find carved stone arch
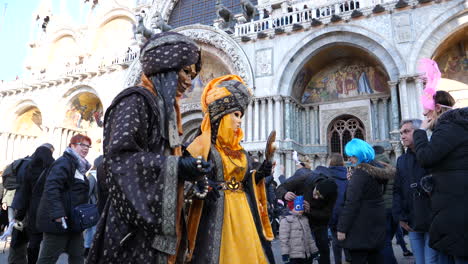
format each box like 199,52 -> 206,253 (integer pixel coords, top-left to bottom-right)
124,25 -> 255,90
47,28 -> 79,45
149,0 -> 178,22
276,25 -> 405,97
7,99 -> 44,136
407,3 -> 468,74
95,8 -> 137,29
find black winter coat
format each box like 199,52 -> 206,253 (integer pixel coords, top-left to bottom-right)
276,166 -> 337,228
36,151 -> 89,233
393,149 -> 430,232
337,162 -> 394,250
413,107 -> 468,257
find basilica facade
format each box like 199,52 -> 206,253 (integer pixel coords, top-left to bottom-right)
0,0 -> 466,178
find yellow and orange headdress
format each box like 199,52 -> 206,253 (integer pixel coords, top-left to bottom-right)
187,74 -> 252,160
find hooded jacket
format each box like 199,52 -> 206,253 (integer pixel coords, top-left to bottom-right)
279,213 -> 319,259
413,107 -> 468,257
337,161 -> 394,250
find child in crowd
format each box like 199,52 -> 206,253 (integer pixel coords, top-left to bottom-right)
280,197 -> 319,264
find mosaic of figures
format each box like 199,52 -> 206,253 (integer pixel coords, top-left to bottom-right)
64,93 -> 103,130
182,53 -> 230,104
299,59 -> 389,104
436,40 -> 468,85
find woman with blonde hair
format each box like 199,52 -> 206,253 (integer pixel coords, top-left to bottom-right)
186,75 -> 275,264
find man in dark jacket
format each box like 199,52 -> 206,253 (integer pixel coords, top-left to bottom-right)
36,134 -> 92,264
276,165 -> 338,264
393,119 -> 438,264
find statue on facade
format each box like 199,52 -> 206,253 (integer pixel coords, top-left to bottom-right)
240,0 -> 256,22
215,0 -> 235,30
134,14 -> 153,46
151,11 -> 173,33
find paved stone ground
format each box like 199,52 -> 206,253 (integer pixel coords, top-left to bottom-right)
1,236 -> 415,263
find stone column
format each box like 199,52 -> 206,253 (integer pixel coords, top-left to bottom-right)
267,97 -> 274,137
285,151 -> 293,178
314,106 -> 320,144
306,106 -> 312,144
284,98 -> 291,140
382,97 -> 390,140
399,77 -> 409,120
254,98 -> 260,141
318,153 -> 328,166
389,81 -> 400,140
247,102 -> 253,142
301,108 -> 306,144
391,141 -> 403,159
294,103 -> 299,141
260,99 -> 267,141
274,96 -> 282,140
415,76 -> 424,119
371,98 -> 380,141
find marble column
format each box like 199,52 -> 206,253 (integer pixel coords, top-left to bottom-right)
391,141 -> 403,159
260,99 -> 267,141
306,106 -> 312,145
318,153 -> 328,166
371,98 -> 379,141
399,77 -> 409,120
267,97 -> 274,137
294,103 -> 299,142
246,102 -> 253,142
255,99 -> 261,141
285,151 -> 293,177
274,96 -> 282,140
284,98 -> 291,140
314,106 -> 320,144
382,97 -> 390,140
301,108 -> 306,144
389,81 -> 400,140
415,76 -> 424,119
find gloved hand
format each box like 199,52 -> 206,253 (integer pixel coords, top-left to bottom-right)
178,156 -> 212,182
255,160 -> 273,182
205,178 -> 221,203
282,254 -> 290,263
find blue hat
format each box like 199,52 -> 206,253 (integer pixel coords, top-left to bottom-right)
345,138 -> 375,164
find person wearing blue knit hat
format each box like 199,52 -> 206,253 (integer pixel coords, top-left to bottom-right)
337,138 -> 395,264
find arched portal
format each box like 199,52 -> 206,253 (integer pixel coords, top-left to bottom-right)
13,106 -> 43,136
62,92 -> 104,160
433,26 -> 468,107
328,115 -> 365,156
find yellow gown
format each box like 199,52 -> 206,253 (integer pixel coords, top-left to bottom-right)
218,145 -> 268,264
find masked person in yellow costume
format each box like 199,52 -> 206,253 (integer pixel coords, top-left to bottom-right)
186,75 -> 276,264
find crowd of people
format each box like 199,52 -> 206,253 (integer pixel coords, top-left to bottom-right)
0,32 -> 466,264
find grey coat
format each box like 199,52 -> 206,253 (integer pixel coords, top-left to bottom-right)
279,214 -> 318,259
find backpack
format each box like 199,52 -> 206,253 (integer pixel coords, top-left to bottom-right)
2,157 -> 31,190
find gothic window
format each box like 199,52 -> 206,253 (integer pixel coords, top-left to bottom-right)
168,0 -> 258,28
328,115 -> 365,157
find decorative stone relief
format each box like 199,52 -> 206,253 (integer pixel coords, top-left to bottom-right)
180,103 -> 202,114
255,48 -> 273,77
320,106 -> 371,145
176,26 -> 254,87
392,12 -> 413,43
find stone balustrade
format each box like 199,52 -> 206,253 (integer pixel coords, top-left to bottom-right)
0,50 -> 140,94
235,0 -> 400,36
0,132 -> 39,170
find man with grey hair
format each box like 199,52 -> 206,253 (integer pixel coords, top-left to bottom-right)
393,119 -> 439,264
